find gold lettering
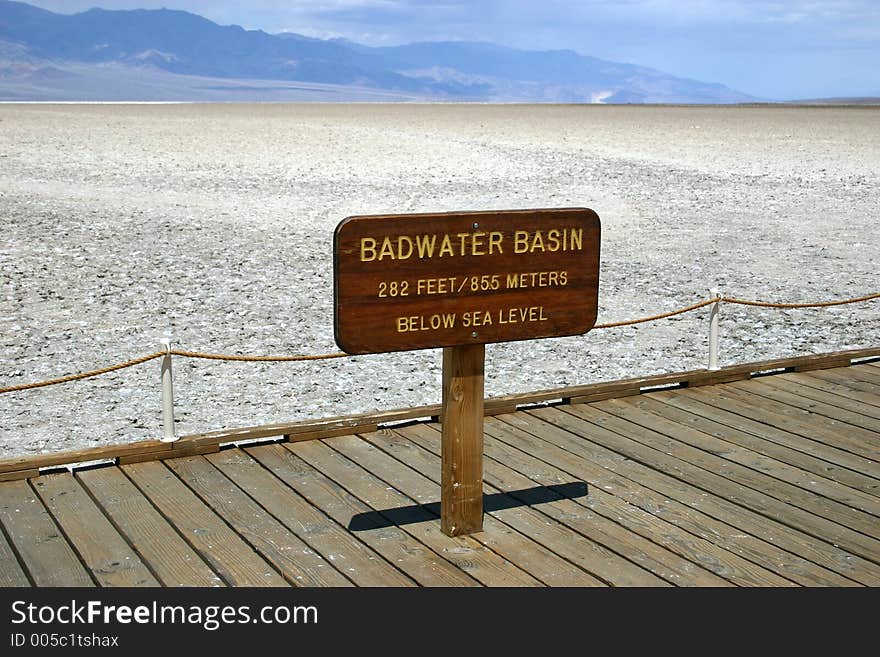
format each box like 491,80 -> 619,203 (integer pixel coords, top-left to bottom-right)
471,231 -> 486,256
489,231 -> 504,254
378,237 -> 395,260
360,237 -> 377,262
415,234 -> 436,258
530,231 -> 545,253
498,306 -> 548,324
397,236 -> 413,260
547,229 -> 561,252
463,311 -> 493,327
506,273 -> 519,289
438,235 -> 454,257
569,228 -> 583,251
396,313 -> 456,332
514,230 -> 529,253
560,270 -> 568,285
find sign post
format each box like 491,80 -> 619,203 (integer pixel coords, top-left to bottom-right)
334,208 -> 600,536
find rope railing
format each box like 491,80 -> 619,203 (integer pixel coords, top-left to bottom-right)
1,291 -> 876,400
169,349 -> 350,363
593,297 -> 719,329
721,291 -> 880,309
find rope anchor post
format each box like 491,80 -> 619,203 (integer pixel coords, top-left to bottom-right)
708,289 -> 721,371
159,336 -> 177,443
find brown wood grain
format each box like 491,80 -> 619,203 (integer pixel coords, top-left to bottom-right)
334,208 -> 600,353
441,344 -> 485,536
0,480 -> 94,586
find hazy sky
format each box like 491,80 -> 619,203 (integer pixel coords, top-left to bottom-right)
22,1 -> 880,100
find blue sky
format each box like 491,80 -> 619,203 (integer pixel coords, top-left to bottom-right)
22,1 -> 880,100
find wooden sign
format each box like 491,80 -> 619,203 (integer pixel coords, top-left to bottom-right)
334,208 -> 601,354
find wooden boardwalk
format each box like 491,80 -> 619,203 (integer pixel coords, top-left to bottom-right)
1,353 -> 878,587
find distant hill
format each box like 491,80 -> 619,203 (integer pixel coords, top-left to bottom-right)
0,0 -> 757,103
784,97 -> 880,106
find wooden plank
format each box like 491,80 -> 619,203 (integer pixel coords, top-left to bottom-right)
122,460 -> 288,587
164,455 -> 353,587
728,378 -> 880,432
483,414 -> 854,586
0,440 -> 166,475
653,388 -> 880,483
441,344 -> 485,536
620,393 -> 880,500
246,442 -> 483,586
0,469 -> 38,482
390,423 -> 745,586
558,403 -> 880,565
847,365 -> 880,384
807,368 -> 880,396
117,443 -> 219,465
782,371 -> 880,411
691,385 -> 880,463
505,408 -> 879,585
0,514 -> 31,586
0,480 -> 93,586
206,448 -> 416,587
31,473 -> 159,586
285,424 -> 378,443
76,467 -> 224,587
280,440 -> 539,586
181,408 -> 442,447
594,397 -> 880,529
321,434 -> 607,586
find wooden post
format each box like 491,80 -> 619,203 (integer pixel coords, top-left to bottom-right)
440,343 -> 485,536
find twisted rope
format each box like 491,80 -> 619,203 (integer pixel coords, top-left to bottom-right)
593,297 -> 719,329
721,291 -> 880,309
170,349 -> 349,362
2,290 -> 876,394
0,352 -> 165,394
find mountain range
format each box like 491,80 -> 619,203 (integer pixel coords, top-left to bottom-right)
0,0 -> 758,103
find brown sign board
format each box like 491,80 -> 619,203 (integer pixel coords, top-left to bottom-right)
333,208 -> 600,354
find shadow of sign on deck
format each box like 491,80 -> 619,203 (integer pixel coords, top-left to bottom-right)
347,481 -> 588,531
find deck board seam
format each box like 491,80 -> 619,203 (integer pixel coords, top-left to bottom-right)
481,415 -> 853,586
406,423 -> 734,587
552,405 -> 880,567
500,410 -> 871,585
360,429 -> 630,587
72,470 -> 171,588
116,462 -> 235,587
308,437 -> 557,586
274,440 -> 492,586
590,400 -> 880,526
725,379 -> 880,432
627,393 -> 880,500
211,446 -> 419,587
662,389 -> 880,478
126,455 -> 290,587
162,455 -> 348,587
0,501 -> 36,587
26,477 -> 100,587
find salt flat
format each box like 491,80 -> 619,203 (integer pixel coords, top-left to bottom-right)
1,103 -> 877,457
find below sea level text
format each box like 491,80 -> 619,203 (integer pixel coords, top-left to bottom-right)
397,306 -> 548,333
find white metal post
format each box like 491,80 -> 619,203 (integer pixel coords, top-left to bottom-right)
160,336 -> 177,442
708,289 -> 720,371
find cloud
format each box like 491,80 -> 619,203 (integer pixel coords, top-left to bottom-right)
19,0 -> 880,98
